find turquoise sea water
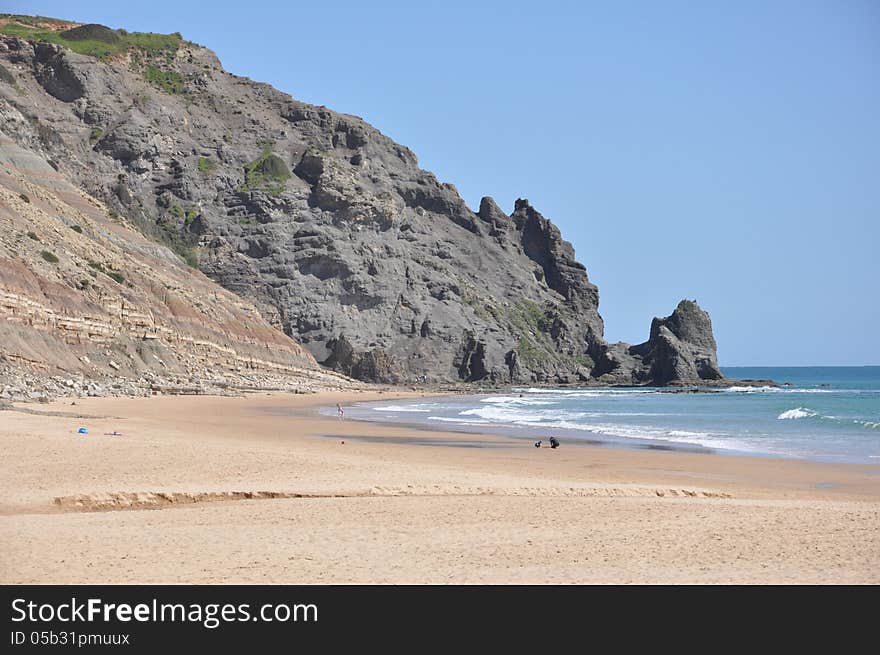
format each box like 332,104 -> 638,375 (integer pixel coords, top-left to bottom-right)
340,367 -> 880,463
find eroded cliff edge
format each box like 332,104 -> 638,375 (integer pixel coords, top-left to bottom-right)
0,130 -> 358,398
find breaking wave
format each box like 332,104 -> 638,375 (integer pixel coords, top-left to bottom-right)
775,408 -> 880,430
778,407 -> 817,420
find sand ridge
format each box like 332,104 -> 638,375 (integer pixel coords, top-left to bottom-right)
52,484 -> 731,513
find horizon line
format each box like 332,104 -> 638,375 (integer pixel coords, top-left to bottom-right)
721,364 -> 880,368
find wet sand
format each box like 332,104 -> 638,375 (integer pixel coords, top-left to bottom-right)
1,391 -> 878,583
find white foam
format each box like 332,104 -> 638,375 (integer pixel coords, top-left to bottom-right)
777,407 -> 817,420
460,406 -> 558,423
727,386 -> 780,393
479,396 -> 554,406
427,416 -> 491,425
667,429 -> 713,438
514,387 -> 657,396
726,386 -> 848,394
372,405 -> 431,413
559,422 -> 758,454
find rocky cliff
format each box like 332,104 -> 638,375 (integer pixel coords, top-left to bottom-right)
0,127 -> 357,399
0,15 -> 728,386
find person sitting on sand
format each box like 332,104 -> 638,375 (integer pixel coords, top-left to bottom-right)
549,436 -> 560,449
534,440 -> 542,448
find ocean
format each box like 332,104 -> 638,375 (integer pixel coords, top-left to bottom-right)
338,367 -> 880,463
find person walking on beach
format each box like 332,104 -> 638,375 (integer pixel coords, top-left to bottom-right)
337,403 -> 345,421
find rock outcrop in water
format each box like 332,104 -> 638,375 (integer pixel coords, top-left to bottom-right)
591,301 -> 724,385
641,300 -> 724,384
0,15 -> 728,386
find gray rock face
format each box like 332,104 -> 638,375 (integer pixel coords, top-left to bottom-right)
31,42 -> 94,103
643,300 -> 724,384
593,300 -> 724,385
0,21 -> 727,385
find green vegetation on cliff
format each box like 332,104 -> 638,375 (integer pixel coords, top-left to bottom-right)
0,17 -> 183,60
143,65 -> 186,95
241,145 -> 291,196
197,157 -> 216,174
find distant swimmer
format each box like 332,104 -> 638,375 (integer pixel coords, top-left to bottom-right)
549,436 -> 560,449
336,403 -> 345,420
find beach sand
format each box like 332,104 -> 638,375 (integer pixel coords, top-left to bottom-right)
1,391 -> 878,584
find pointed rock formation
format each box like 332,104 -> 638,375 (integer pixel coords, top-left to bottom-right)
593,300 -> 724,385
642,300 -> 724,384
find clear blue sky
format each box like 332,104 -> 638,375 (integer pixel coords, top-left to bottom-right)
8,1 -> 878,365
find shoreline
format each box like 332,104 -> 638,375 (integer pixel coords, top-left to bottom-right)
330,390 -> 880,466
1,390 -> 878,583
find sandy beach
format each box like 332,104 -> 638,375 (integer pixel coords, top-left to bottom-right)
1,390 -> 878,584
